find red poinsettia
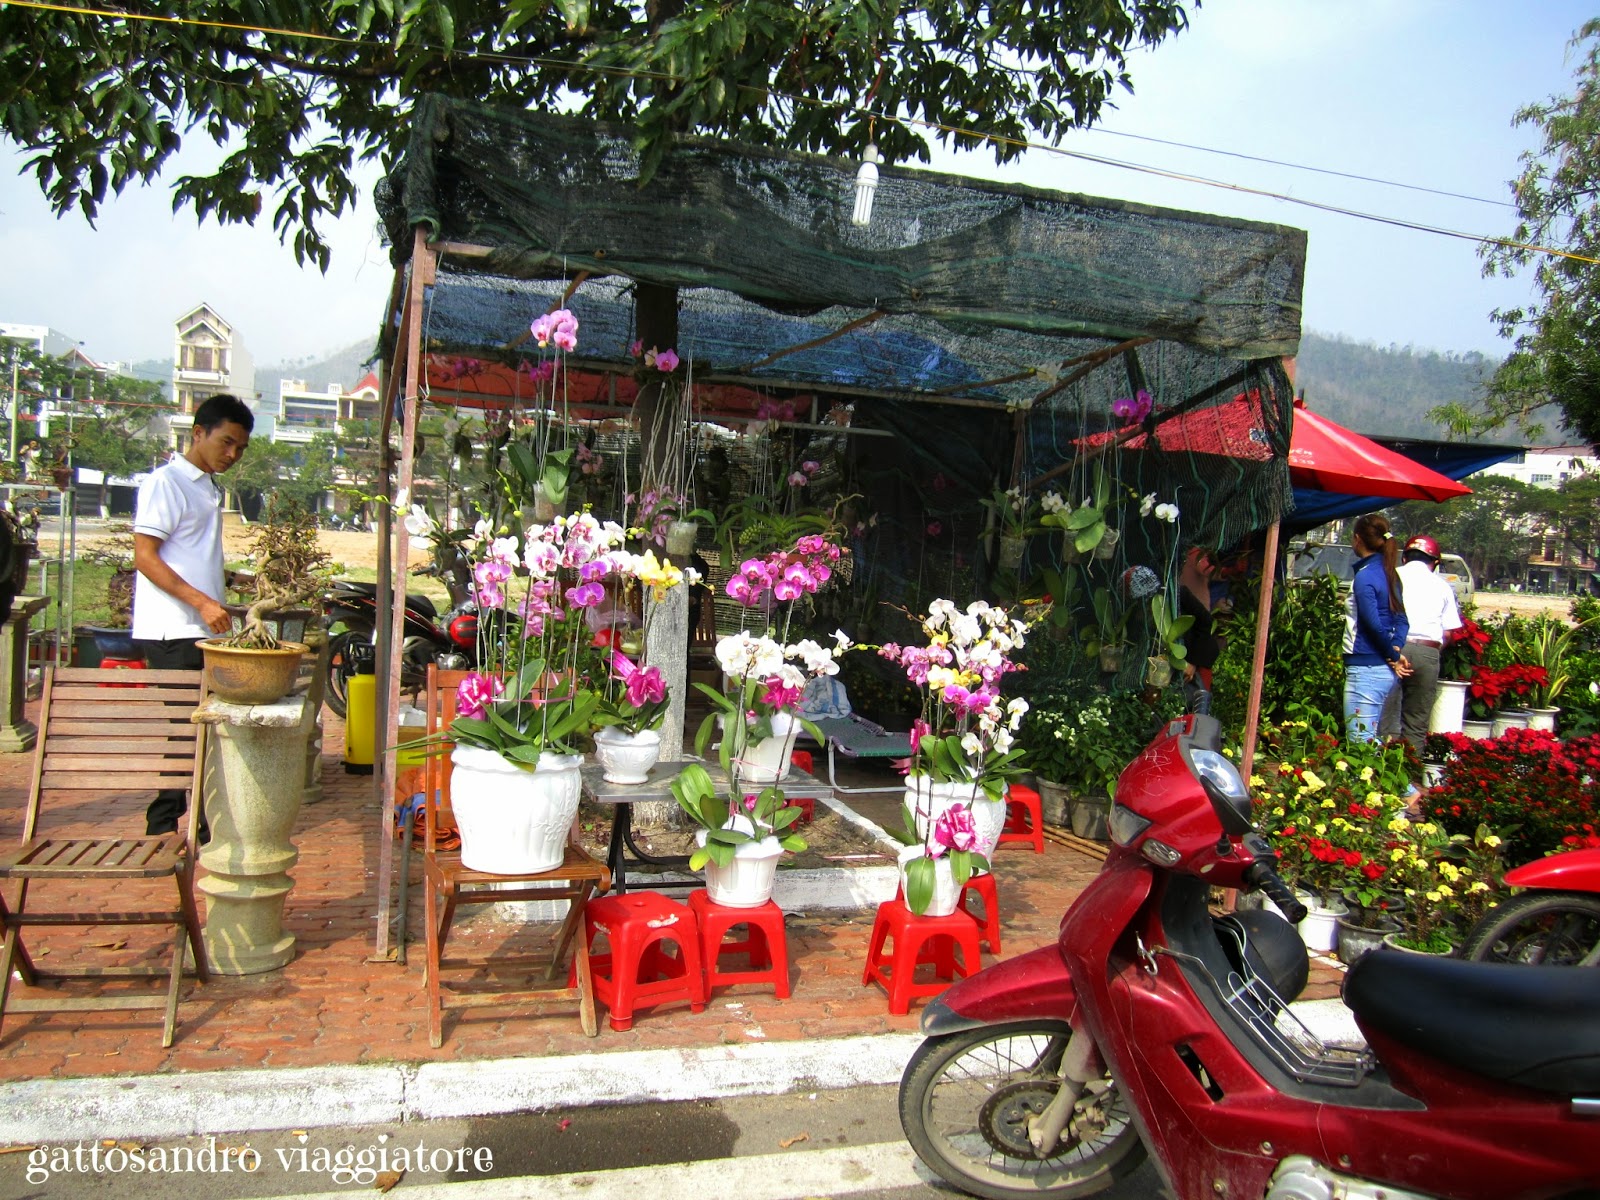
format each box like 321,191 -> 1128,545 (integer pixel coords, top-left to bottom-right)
1441,617 -> 1491,682
1467,663 -> 1548,720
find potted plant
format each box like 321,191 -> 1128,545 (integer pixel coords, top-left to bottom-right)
1431,617 -> 1489,734
591,651 -> 671,783
1502,613 -> 1599,730
1083,586 -> 1132,674
75,531 -> 139,666
201,504 -> 331,704
1466,662 -> 1547,738
426,511 -> 689,874
1039,468 -> 1113,558
980,486 -> 1037,572
872,598 -> 1031,912
1147,592 -> 1194,689
670,764 -> 808,907
1383,817 -> 1464,956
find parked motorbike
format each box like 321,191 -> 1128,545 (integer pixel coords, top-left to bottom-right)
898,713 -> 1600,1200
1462,846 -> 1600,966
323,556 -> 477,718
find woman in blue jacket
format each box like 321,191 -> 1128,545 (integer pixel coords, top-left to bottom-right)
1344,513 -> 1412,742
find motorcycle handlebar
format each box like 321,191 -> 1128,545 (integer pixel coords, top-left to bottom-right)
1244,860 -> 1308,925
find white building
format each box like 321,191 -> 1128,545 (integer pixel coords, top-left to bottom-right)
1475,445 -> 1599,489
168,304 -> 255,448
0,323 -> 79,358
273,371 -> 381,444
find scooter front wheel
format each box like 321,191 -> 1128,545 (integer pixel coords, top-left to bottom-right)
1462,891 -> 1600,966
899,1021 -> 1146,1200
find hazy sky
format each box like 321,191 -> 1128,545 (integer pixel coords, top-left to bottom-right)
0,0 -> 1592,372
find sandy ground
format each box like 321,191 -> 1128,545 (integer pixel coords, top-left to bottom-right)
1469,590 -> 1581,621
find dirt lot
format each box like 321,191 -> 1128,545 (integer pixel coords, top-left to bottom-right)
1470,590 -> 1581,621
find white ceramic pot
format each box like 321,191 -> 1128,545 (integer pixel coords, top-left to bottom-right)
1492,709 -> 1531,738
1298,895 -> 1349,954
735,711 -> 799,786
1421,760 -> 1447,789
1461,718 -> 1495,740
592,726 -> 663,784
896,844 -> 962,917
907,776 -> 1006,860
696,825 -> 784,907
1428,679 -> 1468,734
1525,706 -> 1560,733
449,745 -> 583,875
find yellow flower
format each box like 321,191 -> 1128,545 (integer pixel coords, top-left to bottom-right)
1416,822 -> 1439,836
1387,817 -> 1412,834
1484,834 -> 1502,848
1359,766 -> 1374,783
1249,775 -> 1265,788
1278,763 -> 1294,775
1320,797 -> 1336,809
1425,889 -> 1443,903
1390,848 -> 1407,862
1313,823 -> 1327,836
1301,770 -> 1325,792
1436,885 -> 1453,899
1366,791 -> 1383,807
632,550 -> 683,600
1334,760 -> 1349,772
1439,862 -> 1461,882
1469,881 -> 1490,894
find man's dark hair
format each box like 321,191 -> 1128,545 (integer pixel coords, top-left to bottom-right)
192,393 -> 255,434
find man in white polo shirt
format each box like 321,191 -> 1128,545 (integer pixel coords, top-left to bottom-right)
132,393 -> 253,834
1380,533 -> 1463,759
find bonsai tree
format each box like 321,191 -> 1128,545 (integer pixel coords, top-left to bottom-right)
223,502 -> 333,650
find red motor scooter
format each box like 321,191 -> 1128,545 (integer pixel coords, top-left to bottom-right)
1462,846 -> 1600,966
898,713 -> 1600,1200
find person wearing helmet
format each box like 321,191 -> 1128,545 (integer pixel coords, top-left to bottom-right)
1380,534 -> 1463,763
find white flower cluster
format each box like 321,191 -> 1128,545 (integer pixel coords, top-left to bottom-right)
1040,490 -> 1067,515
1138,493 -> 1180,523
714,631 -> 839,685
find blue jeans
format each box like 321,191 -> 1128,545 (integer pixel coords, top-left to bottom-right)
1345,663 -> 1397,743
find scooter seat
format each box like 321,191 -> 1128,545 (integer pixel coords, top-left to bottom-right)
332,580 -> 438,619
1343,950 -> 1600,1093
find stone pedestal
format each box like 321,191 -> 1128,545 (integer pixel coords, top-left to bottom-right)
0,596 -> 50,753
193,693 -> 313,974
641,581 -> 688,828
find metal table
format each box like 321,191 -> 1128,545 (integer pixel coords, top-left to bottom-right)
581,758 -> 833,893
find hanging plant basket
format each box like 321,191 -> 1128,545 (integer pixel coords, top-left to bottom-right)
200,640 -> 310,705
1145,656 -> 1173,688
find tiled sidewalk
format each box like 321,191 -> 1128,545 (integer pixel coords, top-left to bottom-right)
0,700 -> 1343,1083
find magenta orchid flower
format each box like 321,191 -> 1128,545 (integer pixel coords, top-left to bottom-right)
565,581 -> 607,609
455,672 -> 504,720
611,652 -> 667,707
760,677 -> 802,710
932,806 -> 978,854
655,348 -> 680,372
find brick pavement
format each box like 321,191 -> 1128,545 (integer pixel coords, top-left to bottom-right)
0,699 -> 1343,1082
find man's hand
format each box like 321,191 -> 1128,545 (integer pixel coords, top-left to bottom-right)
198,598 -> 232,634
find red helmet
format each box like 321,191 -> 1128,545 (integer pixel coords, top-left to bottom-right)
1405,535 -> 1440,560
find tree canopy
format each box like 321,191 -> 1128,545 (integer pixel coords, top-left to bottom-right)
0,0 -> 1191,269
1434,19 -> 1600,449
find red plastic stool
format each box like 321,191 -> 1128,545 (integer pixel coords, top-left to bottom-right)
688,890 -> 790,998
575,891 -> 707,1031
999,784 -> 1046,854
959,871 -> 1002,955
786,795 -> 816,824
862,896 -> 985,1015
790,749 -> 814,775
98,657 -> 148,688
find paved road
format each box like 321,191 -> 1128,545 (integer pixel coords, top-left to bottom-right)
0,1084 -> 1173,1200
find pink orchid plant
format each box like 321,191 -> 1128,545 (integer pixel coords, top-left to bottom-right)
594,651 -> 671,736
877,599 -> 1031,912
440,513 -> 688,762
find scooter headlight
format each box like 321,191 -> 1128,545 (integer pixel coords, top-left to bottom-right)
1108,802 -> 1153,847
1190,748 -> 1253,834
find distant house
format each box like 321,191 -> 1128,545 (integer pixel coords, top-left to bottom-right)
1476,446 -> 1599,490
168,304 -> 255,449
273,371 -> 381,445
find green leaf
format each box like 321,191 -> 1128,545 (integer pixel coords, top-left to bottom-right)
552,0 -> 590,32
689,848 -> 711,871
904,855 -> 935,916
780,834 -> 807,852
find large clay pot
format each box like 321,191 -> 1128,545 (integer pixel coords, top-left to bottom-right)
1070,791 -> 1111,840
592,726 -> 662,784
1428,679 -> 1468,734
896,845 -> 962,917
907,775 -> 1006,860
199,640 -> 309,704
1337,913 -> 1401,966
1381,931 -> 1455,957
1035,779 -> 1071,826
449,745 -> 582,874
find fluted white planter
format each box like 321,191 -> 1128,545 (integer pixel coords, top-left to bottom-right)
1492,709 -> 1531,738
449,745 -> 582,874
897,845 -> 962,917
592,726 -> 663,784
1462,718 -> 1495,740
696,824 -> 784,907
1428,679 -> 1469,734
1525,706 -> 1560,733
907,775 -> 1006,860
734,711 -> 799,785
1298,896 -> 1348,954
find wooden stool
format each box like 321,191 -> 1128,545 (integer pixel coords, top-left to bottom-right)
862,896 -> 984,1015
999,784 -> 1046,853
577,891 -> 706,1031
959,871 -> 1002,955
688,890 -> 790,998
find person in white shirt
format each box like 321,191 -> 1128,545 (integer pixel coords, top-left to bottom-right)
1379,534 -> 1462,758
132,393 -> 253,834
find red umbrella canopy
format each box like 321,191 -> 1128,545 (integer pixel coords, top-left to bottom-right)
1286,402 -> 1471,502
1077,393 -> 1470,502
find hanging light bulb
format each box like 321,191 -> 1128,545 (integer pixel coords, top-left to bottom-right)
852,143 -> 881,227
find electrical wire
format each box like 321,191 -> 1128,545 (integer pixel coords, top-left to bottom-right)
3,0 -> 1589,265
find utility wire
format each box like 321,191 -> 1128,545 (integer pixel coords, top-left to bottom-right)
4,0 -> 1586,265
